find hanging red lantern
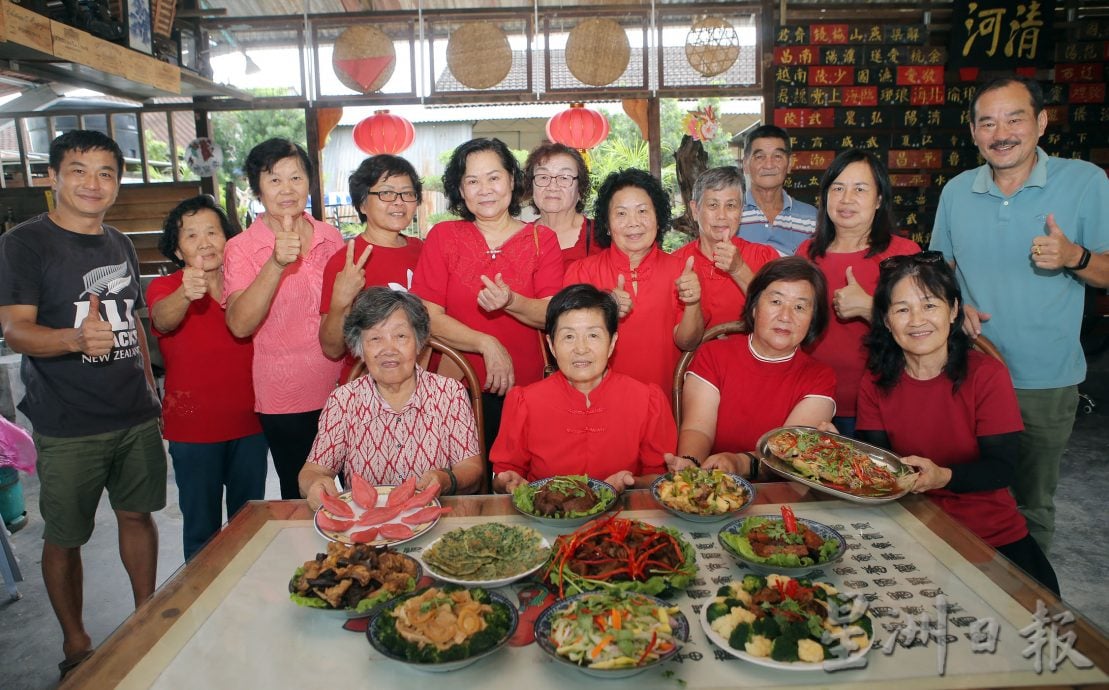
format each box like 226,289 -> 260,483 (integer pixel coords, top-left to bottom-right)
546,103 -> 610,151
352,110 -> 415,155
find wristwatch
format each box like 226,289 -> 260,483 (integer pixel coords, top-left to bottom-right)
1067,245 -> 1092,272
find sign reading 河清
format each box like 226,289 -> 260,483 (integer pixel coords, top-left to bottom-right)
949,0 -> 1054,67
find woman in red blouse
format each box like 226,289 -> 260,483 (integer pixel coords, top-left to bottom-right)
667,257 -> 836,479
798,149 -> 920,436
522,142 -> 595,265
411,138 -> 564,450
491,284 -> 674,494
564,168 -> 704,400
857,254 -> 1058,594
146,196 -> 267,560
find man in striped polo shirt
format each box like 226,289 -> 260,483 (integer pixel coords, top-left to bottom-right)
737,124 -> 818,256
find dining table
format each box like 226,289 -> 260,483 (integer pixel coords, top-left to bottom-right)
60,482 -> 1109,689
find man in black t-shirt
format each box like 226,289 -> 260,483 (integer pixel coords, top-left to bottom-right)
0,130 -> 165,678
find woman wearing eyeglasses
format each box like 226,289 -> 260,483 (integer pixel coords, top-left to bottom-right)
319,155 -> 424,383
522,142 -> 595,266
411,138 -> 564,452
858,254 -> 1059,594
798,149 -> 919,437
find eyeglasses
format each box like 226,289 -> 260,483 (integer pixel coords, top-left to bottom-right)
878,250 -> 945,271
532,173 -> 578,188
366,190 -> 418,203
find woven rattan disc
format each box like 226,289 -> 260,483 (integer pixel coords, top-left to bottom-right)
685,17 -> 740,77
332,25 -> 396,93
447,22 -> 512,89
566,18 -> 630,86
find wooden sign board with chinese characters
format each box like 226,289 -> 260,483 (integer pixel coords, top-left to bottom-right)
948,0 -> 1054,67
2,0 -> 53,53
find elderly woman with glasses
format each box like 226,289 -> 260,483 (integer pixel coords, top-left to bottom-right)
857,253 -> 1059,594
319,154 -> 423,383
797,149 -> 919,437
564,168 -> 704,399
411,138 -> 564,450
523,142 -> 595,265
666,257 -> 836,480
299,287 -> 484,510
671,166 -> 779,328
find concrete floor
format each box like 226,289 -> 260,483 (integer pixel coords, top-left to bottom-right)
1,353 -> 1107,690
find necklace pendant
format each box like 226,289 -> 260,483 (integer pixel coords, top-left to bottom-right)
486,247 -> 503,259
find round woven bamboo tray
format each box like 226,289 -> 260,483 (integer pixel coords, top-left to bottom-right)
685,17 -> 740,77
332,25 -> 396,93
566,18 -> 630,86
447,22 -> 513,89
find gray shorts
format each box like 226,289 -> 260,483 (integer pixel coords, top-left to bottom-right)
35,418 -> 167,547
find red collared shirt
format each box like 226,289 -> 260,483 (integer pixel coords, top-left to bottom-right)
671,237 -> 778,328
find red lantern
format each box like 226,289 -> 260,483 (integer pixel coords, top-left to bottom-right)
352,110 -> 415,155
546,103 -> 609,151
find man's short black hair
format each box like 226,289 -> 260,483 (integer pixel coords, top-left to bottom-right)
743,124 -> 793,158
49,130 -> 124,176
969,76 -> 1045,123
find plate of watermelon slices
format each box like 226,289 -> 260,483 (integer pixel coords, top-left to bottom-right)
313,474 -> 451,548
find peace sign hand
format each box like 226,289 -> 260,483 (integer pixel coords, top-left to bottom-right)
331,239 -> 372,311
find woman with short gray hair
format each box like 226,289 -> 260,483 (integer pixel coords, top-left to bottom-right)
298,287 -> 483,508
671,166 -> 778,328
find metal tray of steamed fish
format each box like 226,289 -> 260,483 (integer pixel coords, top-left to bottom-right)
755,426 -> 917,505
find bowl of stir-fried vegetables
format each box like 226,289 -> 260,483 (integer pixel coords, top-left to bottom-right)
534,590 -> 690,677
651,468 -> 755,522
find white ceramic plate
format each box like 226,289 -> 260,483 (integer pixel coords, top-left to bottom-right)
651,471 -> 756,523
419,527 -> 550,588
312,487 -> 442,548
698,594 -> 874,671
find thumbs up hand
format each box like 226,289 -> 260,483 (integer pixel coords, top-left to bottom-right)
1031,213 -> 1078,271
675,256 -> 701,306
181,254 -> 208,302
712,239 -> 743,276
611,274 -> 633,318
272,214 -> 301,267
477,273 -> 515,312
832,265 -> 872,321
76,294 -> 114,357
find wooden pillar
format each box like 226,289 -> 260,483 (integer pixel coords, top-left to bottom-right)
304,103 -> 324,222
647,96 -> 661,180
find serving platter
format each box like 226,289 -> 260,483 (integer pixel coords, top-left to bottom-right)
533,591 -> 690,678
756,426 -> 916,505
650,470 -> 756,523
312,487 -> 442,548
511,476 -> 618,528
717,515 -> 847,576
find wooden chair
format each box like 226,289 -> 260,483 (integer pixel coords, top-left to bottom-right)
971,334 -> 1005,365
672,320 -> 747,429
345,336 -> 487,468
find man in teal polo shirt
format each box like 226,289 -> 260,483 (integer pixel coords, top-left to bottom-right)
930,76 -> 1109,552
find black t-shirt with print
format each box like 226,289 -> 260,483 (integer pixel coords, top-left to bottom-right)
0,213 -> 160,437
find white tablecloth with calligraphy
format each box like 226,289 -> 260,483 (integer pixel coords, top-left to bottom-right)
120,501 -> 1107,689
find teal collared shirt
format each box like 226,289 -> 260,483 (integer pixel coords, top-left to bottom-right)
930,147 -> 1109,389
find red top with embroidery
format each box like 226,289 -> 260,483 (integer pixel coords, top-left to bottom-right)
490,371 -> 673,481
319,234 -> 424,383
411,221 -> 564,388
564,245 -> 695,399
671,237 -> 778,328
305,368 -> 480,486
